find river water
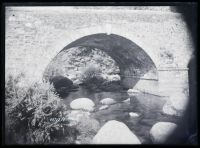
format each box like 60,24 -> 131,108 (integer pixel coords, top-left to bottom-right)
62,86 -> 181,144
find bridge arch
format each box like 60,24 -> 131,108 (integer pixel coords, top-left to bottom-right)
44,33 -> 158,89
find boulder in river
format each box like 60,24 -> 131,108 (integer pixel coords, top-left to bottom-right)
67,110 -> 100,144
76,117 -> 100,144
70,98 -> 95,112
162,101 -> 179,116
162,92 -> 188,116
49,75 -> 76,97
100,98 -> 116,105
99,105 -> 109,110
129,112 -> 139,118
92,120 -> 141,144
123,98 -> 130,103
127,89 -> 140,97
149,122 -> 178,144
67,110 -> 91,126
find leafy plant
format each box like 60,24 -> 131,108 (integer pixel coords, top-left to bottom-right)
5,73 -> 79,144
80,66 -> 106,91
80,65 -> 101,80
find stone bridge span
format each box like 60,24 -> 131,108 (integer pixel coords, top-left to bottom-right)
51,33 -> 157,88
5,6 -> 194,108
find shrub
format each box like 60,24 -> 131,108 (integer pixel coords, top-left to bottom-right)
82,76 -> 106,91
80,65 -> 101,81
80,66 -> 125,92
80,66 -> 106,91
5,74 -> 79,144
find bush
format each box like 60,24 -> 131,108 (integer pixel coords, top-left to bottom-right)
80,65 -> 101,81
5,74 -> 79,144
80,66 -> 106,91
80,66 -> 125,92
82,76 -> 106,91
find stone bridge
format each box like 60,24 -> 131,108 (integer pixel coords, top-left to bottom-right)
6,6 -> 194,104
50,33 -> 158,89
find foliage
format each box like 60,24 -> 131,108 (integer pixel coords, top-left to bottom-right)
80,66 -> 124,92
80,65 -> 102,80
5,73 -> 79,144
80,66 -> 106,91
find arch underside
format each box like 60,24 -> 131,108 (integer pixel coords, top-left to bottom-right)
60,33 -> 157,88
44,33 -> 158,89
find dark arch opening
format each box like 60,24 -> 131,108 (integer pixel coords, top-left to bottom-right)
43,33 -> 158,89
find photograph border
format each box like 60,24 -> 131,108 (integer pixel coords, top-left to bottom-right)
1,0 -> 199,146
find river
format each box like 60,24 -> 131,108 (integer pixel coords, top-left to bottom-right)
62,86 -> 181,144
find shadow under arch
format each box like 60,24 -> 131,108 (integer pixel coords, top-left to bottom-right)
46,33 -> 158,89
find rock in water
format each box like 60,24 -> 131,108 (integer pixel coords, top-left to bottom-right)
100,98 -> 116,105
49,75 -> 74,97
92,120 -> 141,144
123,98 -> 130,103
76,118 -> 100,144
106,74 -> 121,81
73,79 -> 81,85
162,92 -> 188,116
99,105 -> 109,110
70,98 -> 95,112
150,122 -> 177,144
67,110 -> 100,144
127,89 -> 140,97
129,112 -> 139,118
67,110 -> 91,126
50,75 -> 73,89
162,101 -> 179,116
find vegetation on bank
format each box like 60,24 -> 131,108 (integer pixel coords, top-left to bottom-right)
80,65 -> 124,92
5,73 -> 79,144
5,68 -> 123,144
